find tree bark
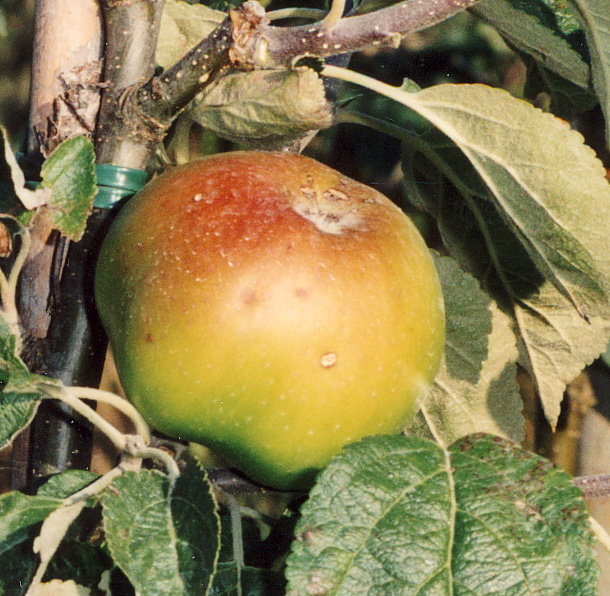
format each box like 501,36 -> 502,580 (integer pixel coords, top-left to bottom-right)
13,0 -> 104,492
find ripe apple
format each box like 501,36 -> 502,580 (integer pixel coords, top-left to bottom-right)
94,151 -> 445,490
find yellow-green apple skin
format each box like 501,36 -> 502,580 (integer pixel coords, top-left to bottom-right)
94,151 -> 445,490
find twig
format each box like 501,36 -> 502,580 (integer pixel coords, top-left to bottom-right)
574,474 -> 610,499
95,0 -> 165,168
103,0 -> 483,157
135,15 -> 234,132
258,0 -> 483,68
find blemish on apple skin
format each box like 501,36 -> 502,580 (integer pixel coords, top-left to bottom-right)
320,352 -> 337,368
300,186 -> 317,200
242,290 -> 259,306
323,189 -> 348,202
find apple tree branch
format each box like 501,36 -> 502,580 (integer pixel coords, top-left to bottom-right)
106,0 -> 483,168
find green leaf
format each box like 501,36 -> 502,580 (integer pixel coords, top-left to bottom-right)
473,0 -> 590,88
406,254 -> 524,444
0,537 -> 38,596
45,539 -> 114,590
286,435 -> 453,595
538,0 -> 583,35
570,0 -> 610,147
411,84 -> 610,317
39,136 -> 95,241
490,0 -> 582,36
285,434 -> 598,596
524,66 -> 598,124
37,470 -> 99,500
101,459 -> 221,596
209,563 -> 285,596
349,0 -> 405,16
0,310 -> 47,447
0,311 -> 27,377
391,82 -> 610,427
157,0 -> 225,69
450,434 -> 598,595
0,389 -> 41,450
402,125 -> 610,428
189,67 -> 334,149
0,490 -> 63,556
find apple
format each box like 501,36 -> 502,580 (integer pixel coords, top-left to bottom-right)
94,151 -> 445,490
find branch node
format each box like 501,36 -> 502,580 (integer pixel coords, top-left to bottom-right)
229,1 -> 269,70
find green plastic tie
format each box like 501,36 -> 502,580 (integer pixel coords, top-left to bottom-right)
94,164 -> 148,209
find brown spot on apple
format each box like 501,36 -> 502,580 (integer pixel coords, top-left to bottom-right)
242,289 -> 260,306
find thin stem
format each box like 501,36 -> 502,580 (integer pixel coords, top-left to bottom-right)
9,226 -> 32,295
41,384 -> 128,453
67,386 -> 150,443
323,0 -> 347,29
63,464 -> 125,506
418,403 -> 447,448
0,224 -> 30,351
267,8 -> 326,21
322,63 -> 408,102
574,474 -> 610,499
136,446 -> 181,485
42,383 -> 180,481
216,489 -> 245,596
